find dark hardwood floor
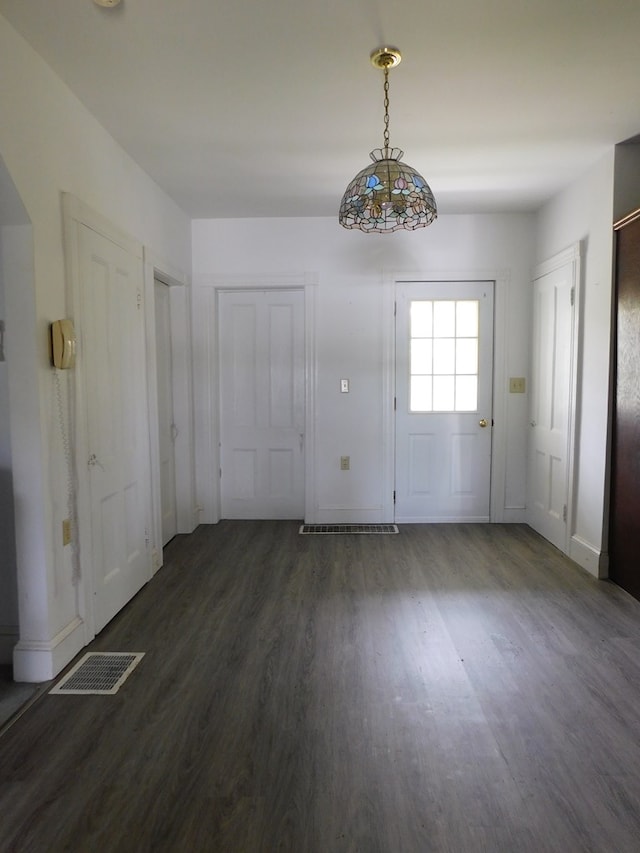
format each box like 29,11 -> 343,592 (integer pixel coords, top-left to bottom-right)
2,522 -> 640,852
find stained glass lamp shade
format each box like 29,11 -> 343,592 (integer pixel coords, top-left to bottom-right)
339,147 -> 437,232
339,48 -> 437,234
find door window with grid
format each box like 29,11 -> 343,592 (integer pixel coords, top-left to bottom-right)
410,299 -> 479,412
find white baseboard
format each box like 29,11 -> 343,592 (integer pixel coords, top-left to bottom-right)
570,535 -> 607,579
395,515 -> 490,523
500,507 -> 527,523
311,507 -> 527,525
13,616 -> 86,683
311,506 -> 386,524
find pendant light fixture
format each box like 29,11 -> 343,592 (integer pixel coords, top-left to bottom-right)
339,47 -> 437,233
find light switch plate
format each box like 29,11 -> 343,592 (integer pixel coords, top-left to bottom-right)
509,377 -> 526,393
340,379 -> 349,393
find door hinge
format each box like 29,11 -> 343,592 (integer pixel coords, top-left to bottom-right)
570,287 -> 575,307
393,490 -> 396,504
394,396 -> 397,411
137,290 -> 143,310
219,468 -> 222,478
562,505 -> 567,523
145,528 -> 150,548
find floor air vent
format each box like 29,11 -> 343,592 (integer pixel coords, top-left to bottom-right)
50,652 -> 145,695
299,524 -> 399,535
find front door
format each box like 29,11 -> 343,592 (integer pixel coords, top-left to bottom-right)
219,289 -> 305,519
395,281 -> 494,522
79,224 -> 152,633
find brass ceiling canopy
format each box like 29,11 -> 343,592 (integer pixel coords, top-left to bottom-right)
369,47 -> 402,70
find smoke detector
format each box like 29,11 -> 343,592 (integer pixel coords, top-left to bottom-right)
94,0 -> 122,7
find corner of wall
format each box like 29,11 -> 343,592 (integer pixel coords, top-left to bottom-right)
13,616 -> 85,682
569,535 -> 608,580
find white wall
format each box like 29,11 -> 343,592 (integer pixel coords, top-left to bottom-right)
0,238 -> 19,664
535,152 -> 615,575
0,14 -> 192,680
0,158 -> 32,664
192,214 -> 535,525
0,240 -> 17,665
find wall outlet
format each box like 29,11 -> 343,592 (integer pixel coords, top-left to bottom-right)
62,518 -> 72,546
340,455 -> 350,470
509,377 -> 526,393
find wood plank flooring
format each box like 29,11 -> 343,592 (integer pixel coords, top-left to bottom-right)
2,522 -> 640,852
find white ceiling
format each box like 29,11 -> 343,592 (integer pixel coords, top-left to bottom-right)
2,0 -> 640,219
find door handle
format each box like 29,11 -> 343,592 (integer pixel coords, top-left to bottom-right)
479,418 -> 488,428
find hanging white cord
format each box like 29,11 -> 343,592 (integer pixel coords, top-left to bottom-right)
54,369 -> 81,584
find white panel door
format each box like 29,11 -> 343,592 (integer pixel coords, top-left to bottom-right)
154,279 -> 177,546
395,282 -> 494,522
527,264 -> 574,550
219,289 -> 305,519
79,224 -> 151,632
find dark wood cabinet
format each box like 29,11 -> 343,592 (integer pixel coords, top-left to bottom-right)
610,210 -> 640,599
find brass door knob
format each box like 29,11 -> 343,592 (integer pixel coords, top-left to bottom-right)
479,418 -> 488,428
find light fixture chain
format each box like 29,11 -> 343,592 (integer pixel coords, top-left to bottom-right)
383,65 -> 390,154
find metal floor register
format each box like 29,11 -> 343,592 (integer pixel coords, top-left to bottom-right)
50,652 -> 145,695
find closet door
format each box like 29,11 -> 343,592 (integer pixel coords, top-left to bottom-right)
218,289 -> 305,519
610,211 -> 640,599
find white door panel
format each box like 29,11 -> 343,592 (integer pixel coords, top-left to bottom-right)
219,289 -> 305,519
395,282 -> 494,522
154,280 -> 177,545
527,263 -> 574,550
80,224 -> 151,632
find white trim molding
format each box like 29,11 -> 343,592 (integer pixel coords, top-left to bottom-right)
313,505 -> 385,524
14,616 -> 84,683
570,535 -> 608,580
